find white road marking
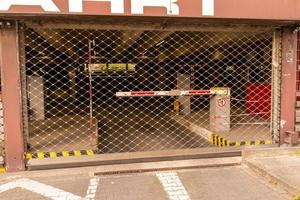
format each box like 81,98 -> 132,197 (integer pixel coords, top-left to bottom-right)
0,177 -> 100,200
85,177 -> 100,200
0,178 -> 82,200
157,172 -> 191,200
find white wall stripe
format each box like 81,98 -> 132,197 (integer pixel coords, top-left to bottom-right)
156,172 -> 191,200
202,0 -> 214,16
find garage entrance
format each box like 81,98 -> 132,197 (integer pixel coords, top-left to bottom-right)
22,23 -> 278,156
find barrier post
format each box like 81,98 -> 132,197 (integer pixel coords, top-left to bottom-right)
210,88 -> 231,133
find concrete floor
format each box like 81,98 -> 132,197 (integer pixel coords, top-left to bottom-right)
172,110 -> 271,142
96,108 -> 211,153
27,106 -> 271,154
246,154 -> 300,194
28,116 -> 98,152
0,164 -> 291,200
28,108 -> 211,154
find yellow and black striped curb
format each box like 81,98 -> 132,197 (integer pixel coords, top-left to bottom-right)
25,134 -> 273,159
25,150 -> 98,159
0,167 -> 5,173
209,133 -> 272,147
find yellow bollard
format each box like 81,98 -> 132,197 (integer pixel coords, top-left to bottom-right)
173,98 -> 180,113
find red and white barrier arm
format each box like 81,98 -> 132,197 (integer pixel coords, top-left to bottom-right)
116,91 -> 170,97
181,89 -> 228,96
180,90 -> 211,95
116,89 -> 228,97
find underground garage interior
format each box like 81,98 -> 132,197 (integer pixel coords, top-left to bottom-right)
22,22 -> 278,159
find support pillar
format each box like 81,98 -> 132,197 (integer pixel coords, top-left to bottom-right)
210,88 -> 231,133
280,28 -> 297,145
177,73 -> 191,115
0,21 -> 25,171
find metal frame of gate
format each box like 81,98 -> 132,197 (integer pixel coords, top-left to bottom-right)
19,19 -> 282,162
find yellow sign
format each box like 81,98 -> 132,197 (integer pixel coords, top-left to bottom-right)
108,63 -> 127,71
89,63 -> 136,72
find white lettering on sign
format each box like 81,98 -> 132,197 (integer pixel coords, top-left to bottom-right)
202,0 -> 214,16
0,0 -> 215,16
69,0 -> 124,13
131,0 -> 179,15
0,0 -> 59,12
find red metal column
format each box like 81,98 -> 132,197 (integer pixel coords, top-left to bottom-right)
280,28 -> 297,144
0,21 -> 25,171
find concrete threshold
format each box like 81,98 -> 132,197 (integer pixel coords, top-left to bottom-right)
27,147 -> 241,171
94,157 -> 242,175
243,147 -> 300,196
242,147 -> 300,159
245,159 -> 299,196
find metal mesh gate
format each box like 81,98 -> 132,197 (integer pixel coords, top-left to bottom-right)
22,25 -> 277,155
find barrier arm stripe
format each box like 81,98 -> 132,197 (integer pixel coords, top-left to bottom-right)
116,89 -> 228,97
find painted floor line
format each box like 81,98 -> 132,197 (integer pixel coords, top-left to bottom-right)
0,178 -> 82,200
156,172 -> 191,200
0,177 -> 100,200
85,177 -> 100,200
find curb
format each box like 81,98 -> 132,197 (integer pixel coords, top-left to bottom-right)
244,159 -> 299,196
26,149 -> 98,159
210,133 -> 272,147
0,167 -> 5,173
94,157 -> 242,175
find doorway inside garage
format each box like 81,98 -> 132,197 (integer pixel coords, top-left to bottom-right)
21,22 -> 279,157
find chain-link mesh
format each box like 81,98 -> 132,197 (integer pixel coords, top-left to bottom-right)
22,26 -> 276,154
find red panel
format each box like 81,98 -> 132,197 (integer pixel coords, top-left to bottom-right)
246,83 -> 271,119
188,90 -> 211,95
131,91 -> 155,96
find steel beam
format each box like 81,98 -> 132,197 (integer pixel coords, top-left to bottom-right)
0,21 -> 25,171
280,28 -> 297,145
